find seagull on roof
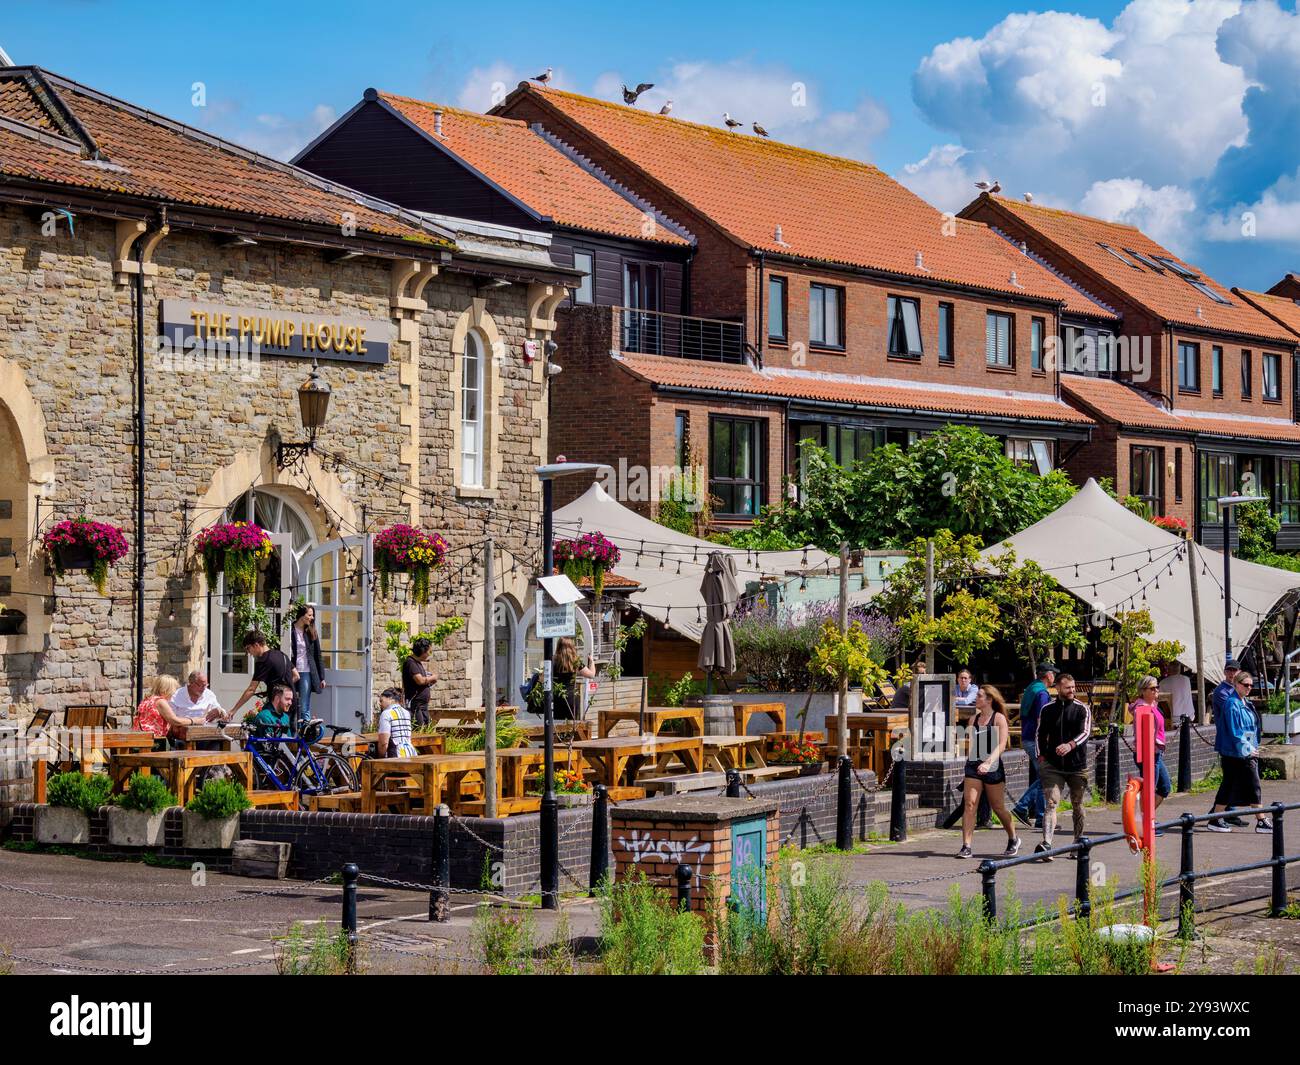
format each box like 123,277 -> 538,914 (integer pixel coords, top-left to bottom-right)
1024,192 -> 1034,203
532,67 -> 553,85
752,122 -> 769,137
723,113 -> 743,131
622,82 -> 654,105
658,99 -> 673,116
975,179 -> 1002,194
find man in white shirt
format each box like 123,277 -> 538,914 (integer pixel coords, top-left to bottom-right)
170,670 -> 226,723
1159,664 -> 1195,723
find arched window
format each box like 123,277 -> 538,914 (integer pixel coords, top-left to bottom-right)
461,332 -> 484,487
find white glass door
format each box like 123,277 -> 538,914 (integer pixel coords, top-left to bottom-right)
297,535 -> 372,728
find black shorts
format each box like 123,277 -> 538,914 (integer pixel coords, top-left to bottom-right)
964,759 -> 1006,785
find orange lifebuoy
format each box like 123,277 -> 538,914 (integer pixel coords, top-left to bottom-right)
1122,776 -> 1144,853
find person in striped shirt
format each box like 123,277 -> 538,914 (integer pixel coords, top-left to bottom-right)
376,687 -> 416,758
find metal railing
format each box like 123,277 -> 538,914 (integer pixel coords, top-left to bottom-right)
616,306 -> 747,363
976,801 -> 1300,934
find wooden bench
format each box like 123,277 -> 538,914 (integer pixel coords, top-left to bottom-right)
739,765 -> 804,782
307,791 -> 362,812
641,771 -> 727,795
733,702 -> 787,735
371,790 -> 412,814
247,789 -> 298,810
457,796 -> 543,816
585,676 -> 648,729
605,786 -> 646,802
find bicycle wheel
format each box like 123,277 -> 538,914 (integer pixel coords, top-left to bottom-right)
293,751 -> 358,795
253,751 -> 294,791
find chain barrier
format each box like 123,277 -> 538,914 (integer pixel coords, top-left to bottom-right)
1191,722 -> 1218,750
448,813 -> 505,854
1,949 -> 274,975
0,872 -> 338,908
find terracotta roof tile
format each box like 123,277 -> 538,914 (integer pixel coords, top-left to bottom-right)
979,196 -> 1293,344
1062,374 -> 1300,443
0,78 -> 58,131
576,572 -> 641,589
507,86 -> 1114,318
1235,289 -> 1300,339
0,69 -> 454,250
378,93 -> 688,246
615,353 -> 1094,426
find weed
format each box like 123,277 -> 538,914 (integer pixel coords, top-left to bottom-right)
598,873 -> 707,975
473,903 -> 537,975
274,921 -> 355,975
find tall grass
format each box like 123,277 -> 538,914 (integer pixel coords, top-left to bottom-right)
274,921 -> 354,975
597,873 -> 707,975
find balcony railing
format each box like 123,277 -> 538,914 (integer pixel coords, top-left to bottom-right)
616,306 -> 747,363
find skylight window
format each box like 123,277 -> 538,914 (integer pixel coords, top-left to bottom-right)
1145,256 -> 1233,304
1188,279 -> 1232,306
1098,243 -> 1142,269
1125,249 -> 1166,273
1152,256 -> 1197,278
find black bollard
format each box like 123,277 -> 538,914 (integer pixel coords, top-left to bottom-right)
979,860 -> 997,923
836,755 -> 852,850
1178,812 -> 1196,939
589,785 -> 609,897
341,862 -> 359,974
1178,717 -> 1192,793
1272,804 -> 1287,918
726,768 -> 741,798
429,803 -> 450,923
1074,837 -> 1092,918
889,756 -> 908,843
1106,724 -> 1122,805
676,863 -> 692,912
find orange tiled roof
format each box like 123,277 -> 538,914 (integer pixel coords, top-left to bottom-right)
376,93 -> 688,247
0,68 -> 454,250
503,85 -> 1114,319
977,196 -> 1294,344
1235,289 -> 1300,339
576,572 -> 641,590
1062,374 -> 1300,443
615,353 -> 1094,427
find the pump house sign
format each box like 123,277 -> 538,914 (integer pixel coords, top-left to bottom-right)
158,299 -> 390,366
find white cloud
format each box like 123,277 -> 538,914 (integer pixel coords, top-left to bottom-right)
1079,177 -> 1198,250
198,100 -> 338,161
1206,167 -> 1300,242
896,144 -> 991,213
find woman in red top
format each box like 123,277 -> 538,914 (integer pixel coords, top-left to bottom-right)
133,674 -> 191,747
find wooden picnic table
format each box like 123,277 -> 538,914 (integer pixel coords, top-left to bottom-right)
824,711 -> 909,771
732,702 -> 786,735
32,730 -> 156,804
108,749 -> 254,806
176,724 -> 244,750
360,752 -> 486,814
702,734 -> 768,772
572,735 -> 704,790
598,705 -> 703,738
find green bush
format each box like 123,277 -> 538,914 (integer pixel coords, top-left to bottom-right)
115,772 -> 177,814
598,873 -> 707,975
46,771 -> 113,816
186,778 -> 251,820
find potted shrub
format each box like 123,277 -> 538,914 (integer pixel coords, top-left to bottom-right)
182,778 -> 252,850
42,517 -> 130,595
373,524 -> 447,606
194,520 -> 273,596
34,771 -> 113,844
553,531 -> 620,598
106,772 -> 178,846
769,736 -> 826,775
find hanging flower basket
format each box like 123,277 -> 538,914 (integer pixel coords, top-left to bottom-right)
1149,515 -> 1188,533
553,531 -> 621,598
373,524 -> 448,607
42,517 -> 130,595
193,521 -> 273,596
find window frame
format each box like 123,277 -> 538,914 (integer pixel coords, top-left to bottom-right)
985,311 -> 1014,369
1212,345 -> 1223,397
887,295 -> 924,359
767,275 -> 788,345
674,410 -> 690,471
1031,317 -> 1045,372
1177,341 -> 1200,393
809,283 -> 845,351
1264,352 -> 1282,403
570,249 -> 595,305
460,331 -> 486,488
938,302 -> 954,364
1242,350 -> 1253,399
1130,445 -> 1164,517
708,415 -> 765,519
1281,459 -> 1300,525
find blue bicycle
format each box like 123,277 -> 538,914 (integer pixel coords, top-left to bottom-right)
235,719 -> 359,796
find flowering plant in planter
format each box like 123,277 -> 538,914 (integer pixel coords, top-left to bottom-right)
553,531 -> 621,598
194,521 -> 272,595
42,517 -> 130,595
1149,515 -> 1189,533
769,736 -> 823,766
373,524 -> 448,606
555,768 -> 592,795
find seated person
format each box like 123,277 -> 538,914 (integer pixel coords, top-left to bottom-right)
170,670 -> 227,724
376,687 -> 416,758
133,674 -> 193,747
248,683 -> 294,736
955,669 -> 979,709
228,631 -> 298,720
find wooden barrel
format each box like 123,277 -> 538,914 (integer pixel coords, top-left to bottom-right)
702,694 -> 734,736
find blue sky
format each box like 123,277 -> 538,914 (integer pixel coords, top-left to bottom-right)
6,0 -> 1299,291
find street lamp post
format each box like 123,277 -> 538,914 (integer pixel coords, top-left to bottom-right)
1217,493 -> 1268,662
536,461 -> 611,909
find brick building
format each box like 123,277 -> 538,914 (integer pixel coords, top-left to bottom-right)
0,67 -> 577,725
961,193 -> 1300,546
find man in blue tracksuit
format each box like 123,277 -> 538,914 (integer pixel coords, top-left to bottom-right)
1012,661 -> 1056,828
1207,666 -> 1270,833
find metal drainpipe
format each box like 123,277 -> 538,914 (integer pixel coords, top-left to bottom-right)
132,232 -> 146,707
755,250 -> 765,369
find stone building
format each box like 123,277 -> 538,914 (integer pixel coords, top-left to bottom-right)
0,66 -> 575,725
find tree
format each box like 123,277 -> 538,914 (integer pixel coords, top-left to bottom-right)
1236,499 -> 1280,563
987,548 -> 1086,675
899,588 -> 1000,666
874,529 -> 986,620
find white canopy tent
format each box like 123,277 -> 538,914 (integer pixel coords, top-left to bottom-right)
553,483 -> 833,641
985,478 -> 1300,684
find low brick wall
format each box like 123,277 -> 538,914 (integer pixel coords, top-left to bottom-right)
1088,722 -> 1219,796
904,749 -> 1030,814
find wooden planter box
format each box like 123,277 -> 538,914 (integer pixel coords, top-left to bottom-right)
556,792 -> 593,808
106,806 -> 170,847
34,805 -> 90,844
232,839 -> 291,879
182,809 -> 240,850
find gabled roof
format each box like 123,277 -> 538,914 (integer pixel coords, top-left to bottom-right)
1235,288 -> 1300,339
370,91 -> 689,247
497,84 -> 1115,317
967,194 -> 1294,345
1061,374 -> 1300,444
614,352 -> 1094,428
0,67 -> 455,251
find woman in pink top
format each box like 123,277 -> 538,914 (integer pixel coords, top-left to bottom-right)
1128,676 -> 1172,832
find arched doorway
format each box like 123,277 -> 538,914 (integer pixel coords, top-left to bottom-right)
299,535 -> 372,727
493,596 -> 519,708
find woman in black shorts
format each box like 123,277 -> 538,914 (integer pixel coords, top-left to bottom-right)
958,685 -> 1020,859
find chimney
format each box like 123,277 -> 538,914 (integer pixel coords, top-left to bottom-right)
434,109 -> 444,137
